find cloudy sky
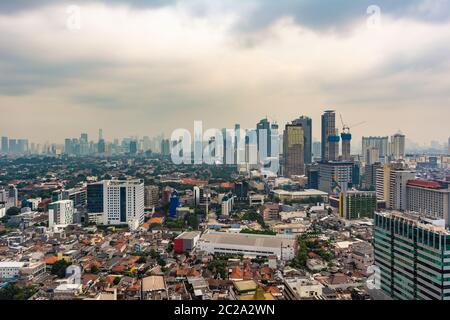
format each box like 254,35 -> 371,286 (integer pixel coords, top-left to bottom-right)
0,0 -> 449,145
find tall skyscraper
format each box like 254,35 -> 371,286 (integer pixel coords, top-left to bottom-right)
292,116 -> 312,164
321,110 -> 340,161
283,123 -> 305,177
87,180 -> 145,228
390,132 -> 406,160
256,118 -> 278,158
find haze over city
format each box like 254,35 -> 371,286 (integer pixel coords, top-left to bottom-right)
1,0 -> 450,144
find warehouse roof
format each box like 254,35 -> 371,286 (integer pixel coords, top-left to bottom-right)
200,231 -> 296,248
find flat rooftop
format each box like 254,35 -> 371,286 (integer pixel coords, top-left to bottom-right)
273,189 -> 328,196
176,231 -> 201,240
200,231 -> 296,248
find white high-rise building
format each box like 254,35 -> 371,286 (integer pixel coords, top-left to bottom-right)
48,200 -> 74,228
87,180 -> 145,228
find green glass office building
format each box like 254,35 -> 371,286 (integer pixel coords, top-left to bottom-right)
374,211 -> 450,300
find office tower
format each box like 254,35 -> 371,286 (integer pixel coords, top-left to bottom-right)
161,139 -> 170,156
406,180 -> 450,225
305,164 -> 319,189
48,200 -> 74,228
8,139 -> 17,154
362,136 -> 389,161
87,180 -> 145,227
363,162 -> 382,190
17,139 -> 28,154
234,123 -> 241,164
234,181 -> 249,202
321,110 -> 340,161
339,191 -> 377,220
366,147 -> 379,165
256,118 -> 278,158
144,185 -> 159,208
292,116 -> 312,164
1,137 -> 8,153
312,141 -> 321,161
374,211 -> 450,300
318,161 -> 353,194
98,140 -> 106,154
98,129 -> 103,141
390,132 -> 406,160
64,139 -> 72,155
221,193 -> 234,216
169,190 -> 180,218
283,123 -> 305,178
80,133 -> 89,155
389,170 -> 416,210
129,140 -> 138,155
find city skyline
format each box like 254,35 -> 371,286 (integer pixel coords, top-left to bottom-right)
1,0 -> 450,144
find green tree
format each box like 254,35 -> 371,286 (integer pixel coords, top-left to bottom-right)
51,259 -> 71,278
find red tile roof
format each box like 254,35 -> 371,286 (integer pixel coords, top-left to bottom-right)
407,179 -> 445,189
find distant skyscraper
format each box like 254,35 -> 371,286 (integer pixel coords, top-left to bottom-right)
390,132 -> 406,160
161,139 -> 170,156
321,110 -> 340,161
318,161 -> 353,194
362,136 -> 389,160
8,139 -> 17,153
283,123 -> 305,177
99,128 -> 103,141
129,140 -> 138,155
256,118 -> 278,158
374,211 -> 450,300
292,116 -> 312,164
312,141 -> 321,160
1,137 -> 8,153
